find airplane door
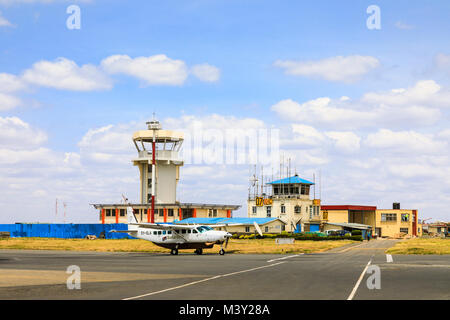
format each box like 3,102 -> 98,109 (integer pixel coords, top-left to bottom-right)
192,228 -> 199,241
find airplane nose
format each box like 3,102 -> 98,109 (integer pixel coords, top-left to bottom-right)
225,232 -> 232,238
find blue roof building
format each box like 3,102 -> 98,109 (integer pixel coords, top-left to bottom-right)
248,173 -> 321,234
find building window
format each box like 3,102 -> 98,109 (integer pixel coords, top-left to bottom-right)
401,213 -> 410,222
106,209 -> 111,217
168,209 -> 174,217
266,206 -> 272,217
381,213 -> 397,221
252,206 -> 257,214
294,206 -> 301,214
245,226 -> 250,233
400,228 -> 409,234
281,205 -> 286,214
309,206 -> 313,219
120,209 -> 125,217
265,226 -> 269,233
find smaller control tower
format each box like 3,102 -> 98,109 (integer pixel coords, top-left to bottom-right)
132,119 -> 184,222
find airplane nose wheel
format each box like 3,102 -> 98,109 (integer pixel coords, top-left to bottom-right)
170,248 -> 178,255
219,248 -> 225,255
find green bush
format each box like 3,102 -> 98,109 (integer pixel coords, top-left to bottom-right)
351,230 -> 362,236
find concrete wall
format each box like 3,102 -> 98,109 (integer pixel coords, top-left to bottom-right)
322,210 -> 349,223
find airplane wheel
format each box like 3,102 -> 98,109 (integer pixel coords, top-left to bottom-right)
171,249 -> 178,255
219,249 -> 225,255
195,248 -> 203,255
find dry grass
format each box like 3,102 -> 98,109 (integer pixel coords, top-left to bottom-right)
386,238 -> 450,255
0,237 -> 355,254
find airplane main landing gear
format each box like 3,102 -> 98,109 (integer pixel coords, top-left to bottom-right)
170,248 -> 178,255
194,248 -> 203,255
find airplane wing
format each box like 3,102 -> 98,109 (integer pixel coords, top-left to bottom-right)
109,230 -> 138,235
210,223 -> 244,228
128,223 -> 195,230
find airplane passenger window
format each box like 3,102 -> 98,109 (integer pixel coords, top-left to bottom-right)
181,230 -> 186,234
158,231 -> 162,235
168,231 -> 172,234
153,231 -> 157,235
187,230 -> 191,233
162,231 -> 166,235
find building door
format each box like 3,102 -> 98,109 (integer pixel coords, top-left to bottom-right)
310,224 -> 320,232
376,228 -> 381,237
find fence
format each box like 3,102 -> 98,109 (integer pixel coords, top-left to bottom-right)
0,224 -> 133,239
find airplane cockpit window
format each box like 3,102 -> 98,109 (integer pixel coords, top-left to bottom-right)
197,226 -> 213,233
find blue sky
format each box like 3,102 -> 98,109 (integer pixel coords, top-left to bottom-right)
1,0 -> 450,223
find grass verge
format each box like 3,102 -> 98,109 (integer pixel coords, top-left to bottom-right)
0,237 -> 356,254
386,238 -> 450,255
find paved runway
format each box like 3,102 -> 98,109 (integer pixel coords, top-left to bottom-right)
0,240 -> 448,300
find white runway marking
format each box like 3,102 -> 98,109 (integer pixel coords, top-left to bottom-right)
123,261 -> 287,300
386,254 -> 393,263
267,254 -> 303,262
347,259 -> 372,300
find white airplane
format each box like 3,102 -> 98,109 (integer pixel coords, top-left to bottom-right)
111,205 -> 240,255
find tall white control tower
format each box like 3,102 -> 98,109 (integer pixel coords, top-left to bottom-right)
132,119 -> 184,222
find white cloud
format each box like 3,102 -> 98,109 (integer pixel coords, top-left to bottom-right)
364,129 -> 447,154
0,92 -> 21,111
101,54 -> 188,86
190,63 -> 220,82
0,116 -> 47,148
22,57 -> 113,91
395,21 -> 414,30
78,123 -> 137,165
0,73 -> 25,92
0,11 -> 12,27
325,131 -> 361,153
274,55 -> 380,82
0,73 -> 26,111
271,80 -> 447,129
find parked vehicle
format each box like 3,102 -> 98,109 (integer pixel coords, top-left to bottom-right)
326,229 -> 351,236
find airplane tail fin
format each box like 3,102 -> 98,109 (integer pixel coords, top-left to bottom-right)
127,206 -> 138,231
